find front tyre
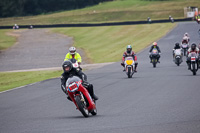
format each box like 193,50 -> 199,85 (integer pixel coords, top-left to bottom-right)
152,59 -> 156,68
192,62 -> 196,75
176,58 -> 180,66
75,95 -> 89,117
127,67 -> 132,78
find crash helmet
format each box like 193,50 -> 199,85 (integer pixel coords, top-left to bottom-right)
184,32 -> 188,36
126,45 -> 132,54
191,43 -> 196,51
69,47 -> 76,55
62,60 -> 73,73
175,42 -> 180,47
153,42 -> 157,46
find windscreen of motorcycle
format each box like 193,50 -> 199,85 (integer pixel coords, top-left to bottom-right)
66,76 -> 82,92
152,48 -> 158,54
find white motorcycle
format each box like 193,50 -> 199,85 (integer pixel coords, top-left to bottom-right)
173,49 -> 183,66
124,57 -> 135,78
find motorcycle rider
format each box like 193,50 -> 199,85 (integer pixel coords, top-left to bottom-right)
121,45 -> 138,72
186,43 -> 200,70
149,42 -> 161,63
64,47 -> 82,65
61,60 -> 98,101
182,33 -> 190,44
173,43 -> 182,58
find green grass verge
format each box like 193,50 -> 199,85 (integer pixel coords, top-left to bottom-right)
0,0 -> 199,26
0,23 -> 176,92
0,29 -> 17,50
0,70 -> 62,92
51,23 -> 176,63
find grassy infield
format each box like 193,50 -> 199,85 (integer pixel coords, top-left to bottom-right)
1,0 -> 198,92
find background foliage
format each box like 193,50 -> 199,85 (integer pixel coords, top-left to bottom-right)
0,0 -> 112,17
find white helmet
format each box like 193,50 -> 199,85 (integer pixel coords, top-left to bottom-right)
69,47 -> 76,55
184,32 -> 188,36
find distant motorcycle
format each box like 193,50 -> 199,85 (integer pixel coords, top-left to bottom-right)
124,57 -> 135,78
69,58 -> 79,69
66,76 -> 97,117
150,48 -> 159,68
181,43 -> 189,56
188,52 -> 199,75
173,49 -> 183,66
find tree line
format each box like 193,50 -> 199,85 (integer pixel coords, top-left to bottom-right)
0,0 -> 113,18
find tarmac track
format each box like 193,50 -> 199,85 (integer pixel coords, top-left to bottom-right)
0,22 -> 200,133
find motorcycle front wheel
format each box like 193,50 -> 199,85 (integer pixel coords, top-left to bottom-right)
192,62 -> 196,75
127,67 -> 132,78
75,95 -> 89,117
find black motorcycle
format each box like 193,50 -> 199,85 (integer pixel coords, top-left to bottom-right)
150,48 -> 159,68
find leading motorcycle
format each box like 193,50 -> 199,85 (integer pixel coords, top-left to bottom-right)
124,57 -> 135,78
188,52 -> 199,75
66,76 -> 97,117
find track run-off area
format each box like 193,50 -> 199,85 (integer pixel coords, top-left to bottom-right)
0,22 -> 200,133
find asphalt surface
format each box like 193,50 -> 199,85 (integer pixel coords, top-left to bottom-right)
0,22 -> 200,133
0,29 -> 88,71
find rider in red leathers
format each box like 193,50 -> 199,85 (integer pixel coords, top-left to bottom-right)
121,45 -> 138,72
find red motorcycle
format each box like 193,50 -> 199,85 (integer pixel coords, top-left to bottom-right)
66,76 -> 97,117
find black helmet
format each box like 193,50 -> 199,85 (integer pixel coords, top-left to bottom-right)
175,43 -> 179,47
62,60 -> 73,73
191,43 -> 196,51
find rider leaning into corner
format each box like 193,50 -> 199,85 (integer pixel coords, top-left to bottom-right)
149,42 -> 161,63
121,45 -> 138,72
64,47 -> 82,65
61,60 -> 98,101
186,43 -> 200,70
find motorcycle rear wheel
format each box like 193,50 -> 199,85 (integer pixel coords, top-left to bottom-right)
91,108 -> 97,116
75,95 -> 89,117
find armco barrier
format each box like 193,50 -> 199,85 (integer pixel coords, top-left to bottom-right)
0,18 -> 193,29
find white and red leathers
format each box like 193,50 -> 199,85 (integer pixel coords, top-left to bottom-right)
121,51 -> 138,71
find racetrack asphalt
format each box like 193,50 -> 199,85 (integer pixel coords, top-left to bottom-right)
0,29 -> 88,72
0,22 -> 200,133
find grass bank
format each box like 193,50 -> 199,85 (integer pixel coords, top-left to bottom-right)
0,29 -> 17,50
0,0 -> 199,26
0,70 -> 62,92
0,23 -> 176,92
52,23 -> 176,63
